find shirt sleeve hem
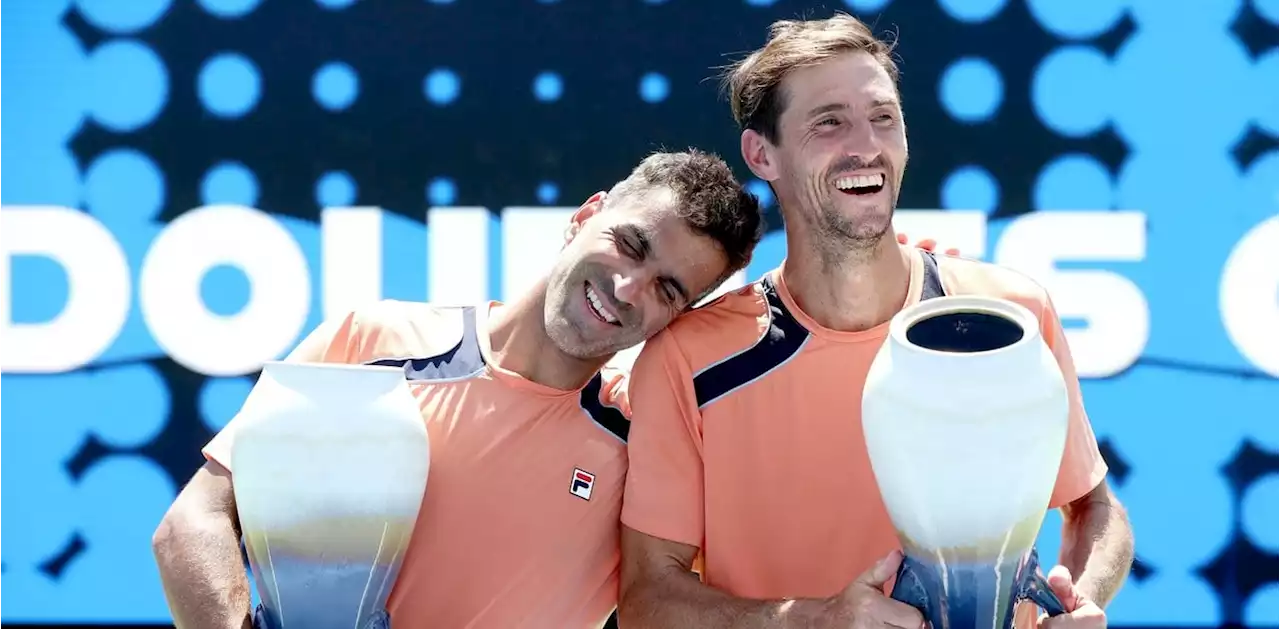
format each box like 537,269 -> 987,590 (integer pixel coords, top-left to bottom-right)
621,511 -> 703,550
1049,457 -> 1110,509
201,446 -> 232,474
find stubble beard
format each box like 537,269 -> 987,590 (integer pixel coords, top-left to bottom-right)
544,264 -> 594,360
810,190 -> 896,271
544,264 -> 631,361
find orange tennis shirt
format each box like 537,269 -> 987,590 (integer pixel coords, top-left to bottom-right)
204,299 -> 631,629
622,247 -> 1108,606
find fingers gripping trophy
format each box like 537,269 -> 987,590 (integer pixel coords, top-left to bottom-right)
229,361 -> 429,629
861,295 -> 1069,629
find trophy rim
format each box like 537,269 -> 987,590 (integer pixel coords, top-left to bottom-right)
889,295 -> 1041,358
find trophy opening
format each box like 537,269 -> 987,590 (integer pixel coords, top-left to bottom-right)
904,309 -> 1024,354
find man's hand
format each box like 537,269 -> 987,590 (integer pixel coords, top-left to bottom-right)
1039,565 -> 1107,628
620,527 -> 924,629
825,549 -> 926,629
897,232 -> 960,256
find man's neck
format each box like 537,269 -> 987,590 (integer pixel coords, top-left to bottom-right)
485,280 -> 612,391
780,231 -> 914,333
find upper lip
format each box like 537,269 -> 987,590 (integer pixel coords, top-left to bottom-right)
587,281 -> 622,323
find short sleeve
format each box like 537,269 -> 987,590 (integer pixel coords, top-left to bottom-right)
201,310 -> 365,471
1041,294 -> 1109,508
620,332 -> 706,548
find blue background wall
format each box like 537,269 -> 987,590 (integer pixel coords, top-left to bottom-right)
2,0 -> 1277,626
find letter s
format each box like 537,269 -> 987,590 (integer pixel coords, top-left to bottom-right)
994,211 -> 1149,379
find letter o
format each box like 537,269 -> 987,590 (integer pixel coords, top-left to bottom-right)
1220,215 -> 1278,377
140,205 -> 311,376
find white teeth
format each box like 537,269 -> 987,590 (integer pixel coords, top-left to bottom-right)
835,174 -> 885,190
585,285 -> 618,323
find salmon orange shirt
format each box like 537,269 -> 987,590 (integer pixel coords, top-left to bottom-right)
621,247 -> 1108,605
205,299 -> 631,629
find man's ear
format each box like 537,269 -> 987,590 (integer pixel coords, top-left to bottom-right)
741,129 -> 779,182
564,191 -> 607,244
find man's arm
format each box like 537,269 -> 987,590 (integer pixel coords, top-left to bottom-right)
151,311 -> 362,628
618,527 -> 918,629
1057,480 -> 1134,606
616,332 -> 923,629
151,461 -> 252,629
1036,292 -> 1134,611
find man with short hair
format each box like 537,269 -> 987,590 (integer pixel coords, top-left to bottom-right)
152,149 -> 766,629
617,14 -> 1135,629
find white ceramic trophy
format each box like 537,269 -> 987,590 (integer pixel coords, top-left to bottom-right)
862,295 -> 1068,628
229,361 -> 428,629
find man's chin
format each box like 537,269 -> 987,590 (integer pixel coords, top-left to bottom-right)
550,331 -> 619,362
821,217 -> 891,245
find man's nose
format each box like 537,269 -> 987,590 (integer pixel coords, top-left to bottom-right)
611,269 -> 653,306
841,119 -> 880,163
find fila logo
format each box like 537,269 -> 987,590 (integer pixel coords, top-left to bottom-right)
570,468 -> 596,501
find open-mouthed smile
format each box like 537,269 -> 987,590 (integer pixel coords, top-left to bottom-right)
585,283 -> 620,326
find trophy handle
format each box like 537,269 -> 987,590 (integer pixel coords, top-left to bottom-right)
1019,547 -> 1067,617
888,554 -> 935,617
888,548 -> 1069,621
362,610 -> 393,629
253,604 -> 392,629
252,603 -> 275,629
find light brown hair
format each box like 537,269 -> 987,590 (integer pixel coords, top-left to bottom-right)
723,12 -> 900,144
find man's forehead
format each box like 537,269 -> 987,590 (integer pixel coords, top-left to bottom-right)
609,185 -> 677,217
783,53 -> 899,112
619,203 -> 693,241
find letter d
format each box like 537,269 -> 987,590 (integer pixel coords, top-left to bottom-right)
1,206 -> 131,373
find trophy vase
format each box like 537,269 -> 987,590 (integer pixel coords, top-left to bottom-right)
862,295 -> 1069,628
229,361 -> 428,629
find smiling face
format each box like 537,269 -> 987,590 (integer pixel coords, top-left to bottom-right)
742,50 -> 908,258
543,189 -> 731,360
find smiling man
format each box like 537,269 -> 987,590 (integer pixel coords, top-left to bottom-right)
152,149 -> 765,629
617,14 -> 1135,629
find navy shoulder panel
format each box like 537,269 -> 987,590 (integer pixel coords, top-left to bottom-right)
365,306 -> 486,381
579,372 -> 628,442
920,249 -> 946,301
692,276 -> 810,410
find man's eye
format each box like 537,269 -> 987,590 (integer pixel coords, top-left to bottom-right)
607,230 -> 641,259
661,283 -> 681,306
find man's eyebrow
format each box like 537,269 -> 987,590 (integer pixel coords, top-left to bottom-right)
869,97 -> 901,110
805,103 -> 848,119
806,99 -> 900,118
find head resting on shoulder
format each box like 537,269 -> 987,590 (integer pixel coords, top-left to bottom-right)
544,149 -> 764,359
